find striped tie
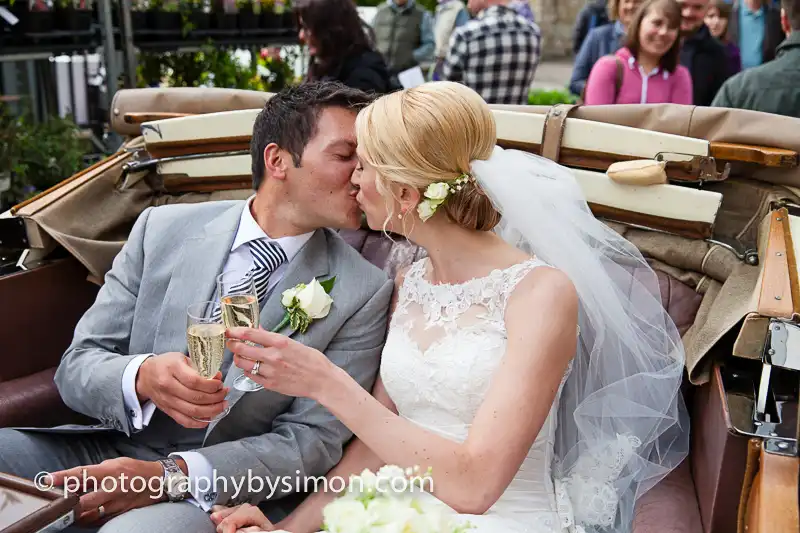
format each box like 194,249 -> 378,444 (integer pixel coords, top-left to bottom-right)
212,239 -> 287,319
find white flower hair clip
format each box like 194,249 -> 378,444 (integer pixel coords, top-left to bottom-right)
417,173 -> 475,222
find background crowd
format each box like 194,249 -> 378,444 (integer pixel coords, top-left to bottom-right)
296,0 -> 800,117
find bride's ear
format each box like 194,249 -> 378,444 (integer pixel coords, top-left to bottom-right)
398,186 -> 421,213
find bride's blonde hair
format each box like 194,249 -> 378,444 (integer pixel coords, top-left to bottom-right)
355,81 -> 501,231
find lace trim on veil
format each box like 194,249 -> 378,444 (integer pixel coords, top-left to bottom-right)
553,434 -> 643,532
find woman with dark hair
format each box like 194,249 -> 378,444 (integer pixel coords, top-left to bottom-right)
583,0 -> 692,104
704,0 -> 741,74
294,0 -> 394,93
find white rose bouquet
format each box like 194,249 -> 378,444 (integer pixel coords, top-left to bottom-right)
321,465 -> 472,533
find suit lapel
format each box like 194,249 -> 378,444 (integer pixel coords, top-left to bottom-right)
209,229 -> 331,434
152,202 -> 244,355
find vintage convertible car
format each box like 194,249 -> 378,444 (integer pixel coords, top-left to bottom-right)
0,88 -> 798,533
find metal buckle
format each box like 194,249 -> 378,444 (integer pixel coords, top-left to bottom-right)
654,152 -> 731,183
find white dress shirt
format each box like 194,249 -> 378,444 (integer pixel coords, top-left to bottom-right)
120,195 -> 313,510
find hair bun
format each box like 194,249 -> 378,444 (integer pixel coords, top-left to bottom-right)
443,180 -> 501,231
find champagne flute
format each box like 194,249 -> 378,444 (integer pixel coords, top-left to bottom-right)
186,300 -> 231,422
217,270 -> 264,392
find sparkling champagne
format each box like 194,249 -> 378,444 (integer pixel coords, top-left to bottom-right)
187,323 -> 226,378
221,294 -> 260,329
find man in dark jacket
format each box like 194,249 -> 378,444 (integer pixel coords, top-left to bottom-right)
678,0 -> 733,105
572,0 -> 610,54
712,0 -> 800,117
727,0 -> 785,69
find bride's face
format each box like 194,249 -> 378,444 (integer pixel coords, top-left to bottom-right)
352,149 -> 404,233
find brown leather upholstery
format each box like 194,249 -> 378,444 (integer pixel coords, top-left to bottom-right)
656,270 -> 705,336
0,256 -> 99,382
0,368 -> 91,428
632,458 -> 703,533
0,256 -> 99,429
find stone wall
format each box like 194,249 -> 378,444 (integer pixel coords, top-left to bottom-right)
529,0 -> 587,58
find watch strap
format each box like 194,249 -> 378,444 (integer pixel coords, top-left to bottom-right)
158,458 -> 188,502
159,458 -> 182,475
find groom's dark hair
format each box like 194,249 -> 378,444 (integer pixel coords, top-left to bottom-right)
251,81 -> 375,189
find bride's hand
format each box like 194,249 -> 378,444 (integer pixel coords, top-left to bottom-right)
226,327 -> 339,401
210,503 -> 275,533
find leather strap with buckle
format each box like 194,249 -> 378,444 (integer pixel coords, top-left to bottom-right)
540,104 -> 578,163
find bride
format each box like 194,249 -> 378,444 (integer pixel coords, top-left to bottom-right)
216,82 -> 689,533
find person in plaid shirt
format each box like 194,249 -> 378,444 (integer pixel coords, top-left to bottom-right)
441,0 -> 541,104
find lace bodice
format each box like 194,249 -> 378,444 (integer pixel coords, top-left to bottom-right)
380,257 -> 571,532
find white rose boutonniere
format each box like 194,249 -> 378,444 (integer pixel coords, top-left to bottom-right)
273,277 -> 335,334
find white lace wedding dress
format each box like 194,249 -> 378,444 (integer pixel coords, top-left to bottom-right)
380,256 -> 574,533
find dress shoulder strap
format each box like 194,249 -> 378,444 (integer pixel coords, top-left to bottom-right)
500,257 -> 548,298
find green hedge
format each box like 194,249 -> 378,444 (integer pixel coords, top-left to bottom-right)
527,89 -> 579,105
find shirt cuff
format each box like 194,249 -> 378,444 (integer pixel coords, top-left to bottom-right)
121,354 -> 156,431
170,452 -> 217,511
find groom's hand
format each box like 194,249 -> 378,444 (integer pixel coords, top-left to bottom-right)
47,458 -> 168,526
136,352 -> 229,428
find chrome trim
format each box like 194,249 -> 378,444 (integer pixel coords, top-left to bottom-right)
121,150 -> 249,174
705,238 -> 759,265
767,320 -> 800,372
756,363 -> 773,423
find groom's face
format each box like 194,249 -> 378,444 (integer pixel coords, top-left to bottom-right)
286,106 -> 362,229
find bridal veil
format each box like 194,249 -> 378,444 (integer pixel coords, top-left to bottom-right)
470,146 -> 690,533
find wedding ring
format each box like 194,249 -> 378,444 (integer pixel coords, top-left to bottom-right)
98,505 -> 105,519
250,361 -> 261,376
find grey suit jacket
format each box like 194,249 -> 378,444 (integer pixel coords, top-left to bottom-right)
51,200 -> 393,506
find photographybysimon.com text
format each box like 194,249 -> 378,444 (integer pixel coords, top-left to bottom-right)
33,468 -> 435,500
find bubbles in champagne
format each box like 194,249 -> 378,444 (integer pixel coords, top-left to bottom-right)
187,323 -> 226,378
221,294 -> 259,329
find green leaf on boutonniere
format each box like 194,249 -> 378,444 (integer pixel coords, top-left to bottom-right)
319,276 -> 336,294
289,308 -> 312,334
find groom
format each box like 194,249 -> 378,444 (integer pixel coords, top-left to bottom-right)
0,81 -> 393,532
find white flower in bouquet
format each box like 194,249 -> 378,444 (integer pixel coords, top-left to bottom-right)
376,465 -> 408,494
347,468 -> 380,499
322,466 -> 472,533
366,497 -> 419,530
323,498 -> 373,533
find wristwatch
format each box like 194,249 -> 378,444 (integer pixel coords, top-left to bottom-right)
158,458 -> 189,502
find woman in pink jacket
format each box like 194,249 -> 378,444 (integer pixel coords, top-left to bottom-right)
583,0 -> 692,105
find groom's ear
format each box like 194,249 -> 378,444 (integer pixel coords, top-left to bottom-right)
263,143 -> 290,180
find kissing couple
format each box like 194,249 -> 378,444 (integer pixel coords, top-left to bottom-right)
0,81 -> 689,533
